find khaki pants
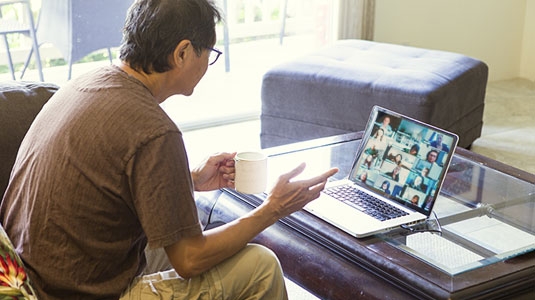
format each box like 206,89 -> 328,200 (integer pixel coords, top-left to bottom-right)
120,244 -> 288,300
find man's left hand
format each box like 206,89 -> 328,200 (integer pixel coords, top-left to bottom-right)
191,152 -> 236,191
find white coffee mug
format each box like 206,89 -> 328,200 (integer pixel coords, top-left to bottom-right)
234,151 -> 268,194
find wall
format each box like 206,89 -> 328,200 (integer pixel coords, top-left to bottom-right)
520,0 -> 535,80
374,0 -> 530,82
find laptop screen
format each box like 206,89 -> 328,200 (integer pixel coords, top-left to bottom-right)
349,106 -> 458,215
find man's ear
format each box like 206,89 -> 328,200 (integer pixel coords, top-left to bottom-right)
172,40 -> 193,68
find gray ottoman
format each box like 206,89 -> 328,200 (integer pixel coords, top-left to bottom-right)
260,39 -> 488,149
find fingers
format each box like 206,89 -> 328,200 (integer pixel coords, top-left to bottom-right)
208,152 -> 236,165
222,175 -> 235,189
276,164 -> 338,191
302,168 -> 339,198
264,165 -> 339,218
222,172 -> 235,186
209,152 -> 236,176
302,168 -> 339,188
218,153 -> 236,180
278,162 -> 306,182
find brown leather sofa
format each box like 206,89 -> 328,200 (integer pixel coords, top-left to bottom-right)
0,81 -> 59,198
0,80 -> 58,298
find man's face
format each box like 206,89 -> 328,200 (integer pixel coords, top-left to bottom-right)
181,47 -> 211,96
427,151 -> 438,163
166,41 -> 212,98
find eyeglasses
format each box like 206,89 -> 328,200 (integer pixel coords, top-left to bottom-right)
207,47 -> 223,65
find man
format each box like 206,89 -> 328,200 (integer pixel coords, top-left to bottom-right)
424,149 -> 442,180
430,133 -> 450,152
0,0 -> 337,299
426,149 -> 439,164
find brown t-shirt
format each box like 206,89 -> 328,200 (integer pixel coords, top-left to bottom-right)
0,65 -> 202,299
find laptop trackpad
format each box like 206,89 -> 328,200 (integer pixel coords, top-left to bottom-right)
305,195 -> 382,231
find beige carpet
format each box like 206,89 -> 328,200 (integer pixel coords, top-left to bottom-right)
471,78 -> 535,175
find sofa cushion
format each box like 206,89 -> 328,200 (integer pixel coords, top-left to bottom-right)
0,81 -> 59,198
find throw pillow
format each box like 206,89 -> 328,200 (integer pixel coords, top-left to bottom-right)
0,225 -> 37,299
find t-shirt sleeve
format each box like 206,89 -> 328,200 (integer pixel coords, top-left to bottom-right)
126,130 -> 202,249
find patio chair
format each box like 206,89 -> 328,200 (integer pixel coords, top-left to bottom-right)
22,0 -> 133,80
0,0 -> 43,81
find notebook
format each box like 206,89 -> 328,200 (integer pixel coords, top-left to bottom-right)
304,106 -> 459,238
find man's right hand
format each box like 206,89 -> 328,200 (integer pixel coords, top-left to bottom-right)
262,163 -> 339,219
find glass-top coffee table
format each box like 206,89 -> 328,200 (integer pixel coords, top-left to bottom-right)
384,153 -> 535,276
196,132 -> 535,299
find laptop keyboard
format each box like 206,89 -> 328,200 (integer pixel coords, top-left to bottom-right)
324,185 -> 409,221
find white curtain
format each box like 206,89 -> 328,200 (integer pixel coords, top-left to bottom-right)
337,0 -> 375,40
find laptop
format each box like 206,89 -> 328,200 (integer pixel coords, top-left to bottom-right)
304,106 -> 459,238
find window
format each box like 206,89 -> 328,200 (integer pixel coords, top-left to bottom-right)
162,0 -> 340,130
